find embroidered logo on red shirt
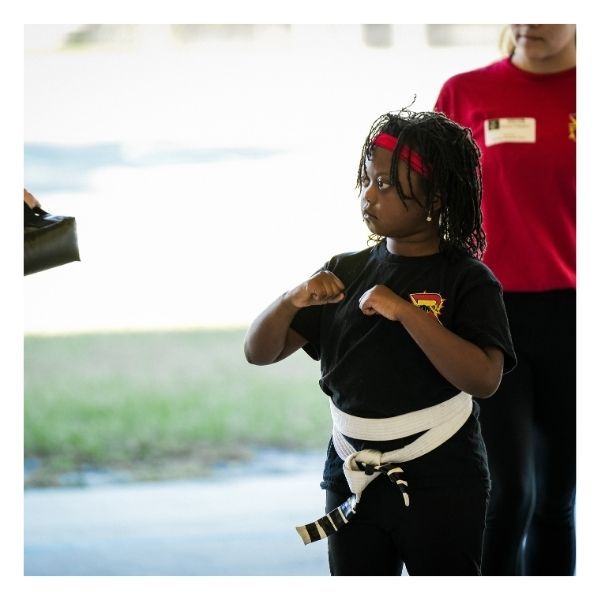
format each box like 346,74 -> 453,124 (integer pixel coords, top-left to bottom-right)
409,292 -> 445,323
568,113 -> 576,142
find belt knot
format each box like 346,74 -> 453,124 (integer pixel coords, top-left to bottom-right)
349,448 -> 382,472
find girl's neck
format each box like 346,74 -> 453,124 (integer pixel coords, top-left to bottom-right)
511,44 -> 576,74
386,236 -> 440,257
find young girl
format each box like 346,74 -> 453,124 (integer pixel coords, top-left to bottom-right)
244,109 -> 516,576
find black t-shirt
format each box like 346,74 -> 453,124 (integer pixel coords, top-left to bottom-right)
291,241 -> 516,493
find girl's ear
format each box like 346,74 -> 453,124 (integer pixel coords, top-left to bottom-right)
431,193 -> 443,211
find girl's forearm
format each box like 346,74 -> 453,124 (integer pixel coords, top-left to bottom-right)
245,271 -> 344,366
395,301 -> 503,398
243,293 -> 302,365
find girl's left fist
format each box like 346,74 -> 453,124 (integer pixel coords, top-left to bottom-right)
358,285 -> 404,321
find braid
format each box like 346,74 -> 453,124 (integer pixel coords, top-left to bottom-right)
357,108 -> 486,259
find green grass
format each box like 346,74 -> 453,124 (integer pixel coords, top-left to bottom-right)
24,329 -> 331,484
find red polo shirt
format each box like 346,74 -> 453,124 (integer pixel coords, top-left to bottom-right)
435,58 -> 575,292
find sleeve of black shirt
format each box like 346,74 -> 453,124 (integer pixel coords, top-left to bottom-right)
289,249 -> 372,362
289,262 -> 329,361
452,276 -> 517,375
290,304 -> 323,361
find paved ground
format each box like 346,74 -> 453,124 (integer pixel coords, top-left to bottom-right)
24,453 -> 330,576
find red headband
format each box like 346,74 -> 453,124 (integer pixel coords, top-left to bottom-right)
372,133 -> 430,176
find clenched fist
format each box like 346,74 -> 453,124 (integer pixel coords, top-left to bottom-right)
359,284 -> 405,321
286,270 -> 345,308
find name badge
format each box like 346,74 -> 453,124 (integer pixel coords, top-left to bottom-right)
484,118 -> 536,146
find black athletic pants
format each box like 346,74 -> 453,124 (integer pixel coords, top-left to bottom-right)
325,475 -> 489,575
479,290 -> 576,575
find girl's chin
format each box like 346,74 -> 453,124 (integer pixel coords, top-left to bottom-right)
363,217 -> 378,232
365,223 -> 386,237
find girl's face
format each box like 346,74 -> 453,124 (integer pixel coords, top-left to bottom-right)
360,147 -> 437,248
510,24 -> 575,61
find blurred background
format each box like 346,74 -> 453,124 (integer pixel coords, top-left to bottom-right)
24,24 -> 506,576
25,24 -> 505,333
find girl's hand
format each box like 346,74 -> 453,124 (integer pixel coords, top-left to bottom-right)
359,284 -> 405,321
285,270 -> 345,308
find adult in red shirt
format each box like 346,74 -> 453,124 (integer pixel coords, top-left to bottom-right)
435,24 -> 576,575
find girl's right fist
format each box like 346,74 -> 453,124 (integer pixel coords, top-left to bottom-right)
286,270 -> 345,308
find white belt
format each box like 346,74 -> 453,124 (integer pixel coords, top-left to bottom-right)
295,392 -> 473,545
332,391 -> 473,502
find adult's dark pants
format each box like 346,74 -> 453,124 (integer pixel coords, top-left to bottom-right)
479,290 -> 576,575
326,475 -> 489,576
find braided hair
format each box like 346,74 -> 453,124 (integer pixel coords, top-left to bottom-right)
357,108 -> 486,260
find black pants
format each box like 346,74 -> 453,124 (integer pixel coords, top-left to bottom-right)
326,475 -> 489,576
479,290 -> 576,575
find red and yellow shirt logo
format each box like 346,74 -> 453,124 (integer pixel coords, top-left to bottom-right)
568,113 -> 576,142
409,292 -> 445,323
